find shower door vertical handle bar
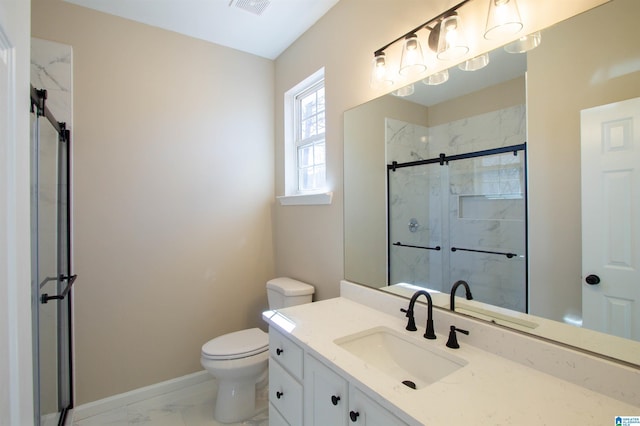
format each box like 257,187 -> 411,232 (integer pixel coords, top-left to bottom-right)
387,166 -> 391,285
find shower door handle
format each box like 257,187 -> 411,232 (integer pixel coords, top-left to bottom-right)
41,274 -> 77,303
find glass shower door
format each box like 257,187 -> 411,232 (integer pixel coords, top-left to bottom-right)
31,90 -> 73,426
447,150 -> 527,312
388,163 -> 444,290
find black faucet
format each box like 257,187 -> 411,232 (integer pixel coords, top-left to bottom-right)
450,280 -> 473,312
446,325 -> 470,349
402,290 -> 436,340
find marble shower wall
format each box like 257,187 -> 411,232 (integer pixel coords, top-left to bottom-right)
387,105 -> 527,312
31,37 -> 73,126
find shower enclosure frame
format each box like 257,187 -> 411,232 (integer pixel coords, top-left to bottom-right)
386,143 -> 529,312
30,85 -> 75,426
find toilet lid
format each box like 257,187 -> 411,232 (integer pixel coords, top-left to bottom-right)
201,328 -> 268,360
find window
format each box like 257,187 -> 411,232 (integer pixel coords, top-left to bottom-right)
282,68 -> 331,205
294,80 -> 325,192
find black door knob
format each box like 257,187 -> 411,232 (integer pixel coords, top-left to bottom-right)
331,395 -> 340,405
585,274 -> 601,285
349,410 -> 360,422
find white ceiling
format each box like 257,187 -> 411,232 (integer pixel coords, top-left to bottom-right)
64,0 -> 340,59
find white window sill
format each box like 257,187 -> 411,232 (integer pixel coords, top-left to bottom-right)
277,191 -> 333,206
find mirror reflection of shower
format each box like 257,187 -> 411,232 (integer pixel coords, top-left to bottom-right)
386,105 -> 527,313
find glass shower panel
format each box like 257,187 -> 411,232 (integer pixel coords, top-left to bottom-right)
31,107 -> 72,426
388,163 -> 444,290
447,151 -> 527,312
33,112 -> 60,423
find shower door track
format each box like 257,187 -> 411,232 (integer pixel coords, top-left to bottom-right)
387,143 -> 526,171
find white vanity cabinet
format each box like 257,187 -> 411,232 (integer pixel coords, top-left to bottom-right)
303,353 -> 408,426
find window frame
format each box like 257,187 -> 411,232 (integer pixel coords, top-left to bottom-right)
293,78 -> 326,194
280,68 -> 332,205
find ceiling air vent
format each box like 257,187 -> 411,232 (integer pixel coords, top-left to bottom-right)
231,0 -> 271,16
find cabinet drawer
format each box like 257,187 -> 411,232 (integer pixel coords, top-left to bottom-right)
269,358 -> 303,425
269,327 -> 303,380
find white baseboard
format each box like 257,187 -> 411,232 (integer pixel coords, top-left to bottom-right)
71,370 -> 212,421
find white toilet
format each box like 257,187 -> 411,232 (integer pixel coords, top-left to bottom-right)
200,277 -> 314,423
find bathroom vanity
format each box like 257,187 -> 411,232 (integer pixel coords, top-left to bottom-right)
263,281 -> 639,425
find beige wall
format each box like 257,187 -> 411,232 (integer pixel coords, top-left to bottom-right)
32,0 -> 275,404
527,0 -> 640,321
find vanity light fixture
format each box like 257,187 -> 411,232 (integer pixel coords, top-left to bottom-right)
484,0 -> 523,40
504,31 -> 541,53
458,52 -> 490,71
369,0 -> 526,89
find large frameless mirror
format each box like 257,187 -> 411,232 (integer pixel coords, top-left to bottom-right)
344,0 -> 640,366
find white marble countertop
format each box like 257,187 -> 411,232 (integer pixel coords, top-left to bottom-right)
263,297 -> 638,425
382,282 -> 640,366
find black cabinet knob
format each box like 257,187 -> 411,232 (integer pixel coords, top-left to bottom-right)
585,274 -> 601,285
350,410 -> 360,422
276,391 -> 283,399
331,395 -> 341,406
276,348 -> 284,355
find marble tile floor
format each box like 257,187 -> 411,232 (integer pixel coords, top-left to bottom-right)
71,379 -> 268,426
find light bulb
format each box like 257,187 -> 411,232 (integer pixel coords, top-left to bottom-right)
484,0 -> 523,40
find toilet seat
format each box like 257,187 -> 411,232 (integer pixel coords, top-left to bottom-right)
201,328 -> 268,360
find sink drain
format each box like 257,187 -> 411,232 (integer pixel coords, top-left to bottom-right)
402,380 -> 416,389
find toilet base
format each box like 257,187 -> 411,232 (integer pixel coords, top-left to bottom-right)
201,350 -> 268,424
214,378 -> 265,423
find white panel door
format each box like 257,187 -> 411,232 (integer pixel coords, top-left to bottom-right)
1,0 -> 35,422
581,97 -> 640,340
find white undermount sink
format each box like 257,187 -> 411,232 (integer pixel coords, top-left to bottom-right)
334,326 -> 467,390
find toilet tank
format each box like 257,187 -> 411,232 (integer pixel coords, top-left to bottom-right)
267,277 -> 314,309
